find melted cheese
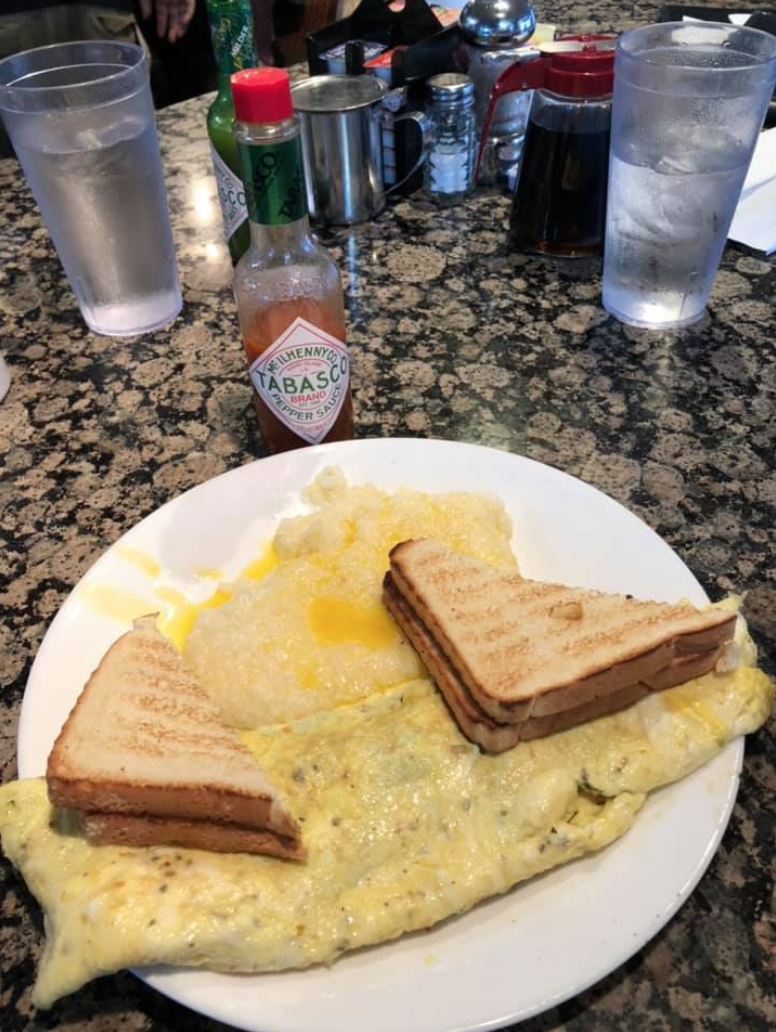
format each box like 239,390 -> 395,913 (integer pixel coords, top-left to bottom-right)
0,665 -> 771,1009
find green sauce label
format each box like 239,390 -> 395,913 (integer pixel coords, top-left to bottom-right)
240,138 -> 307,226
207,1 -> 255,74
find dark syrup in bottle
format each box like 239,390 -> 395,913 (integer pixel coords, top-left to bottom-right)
508,122 -> 611,258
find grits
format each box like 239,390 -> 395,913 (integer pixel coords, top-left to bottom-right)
183,468 -> 516,726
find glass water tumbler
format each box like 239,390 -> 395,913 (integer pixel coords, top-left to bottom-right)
602,22 -> 776,329
0,41 -> 181,337
424,73 -> 477,203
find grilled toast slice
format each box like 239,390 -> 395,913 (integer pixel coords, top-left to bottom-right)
386,539 -> 735,741
47,615 -> 302,852
383,578 -> 723,751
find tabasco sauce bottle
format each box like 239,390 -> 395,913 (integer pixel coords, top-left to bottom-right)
204,0 -> 258,263
230,68 -> 354,453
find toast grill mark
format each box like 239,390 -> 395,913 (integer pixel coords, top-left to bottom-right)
45,614 -> 305,858
382,577 -> 674,751
385,539 -> 736,751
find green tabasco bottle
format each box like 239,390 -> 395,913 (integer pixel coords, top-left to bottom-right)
204,0 -> 258,263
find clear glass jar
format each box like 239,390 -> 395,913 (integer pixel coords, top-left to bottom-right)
424,73 -> 477,204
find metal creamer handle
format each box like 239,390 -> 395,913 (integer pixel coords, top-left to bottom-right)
386,111 -> 435,195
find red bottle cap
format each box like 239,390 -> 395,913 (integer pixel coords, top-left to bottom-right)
231,68 -> 294,123
545,49 -> 615,98
543,34 -> 616,98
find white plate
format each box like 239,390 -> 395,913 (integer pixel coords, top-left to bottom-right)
18,438 -> 742,1032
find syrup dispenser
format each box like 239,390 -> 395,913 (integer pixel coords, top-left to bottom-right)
478,36 -> 616,256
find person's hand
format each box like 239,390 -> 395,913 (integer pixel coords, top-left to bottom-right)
139,0 -> 197,43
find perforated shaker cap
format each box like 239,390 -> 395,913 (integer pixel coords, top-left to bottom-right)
427,72 -> 475,104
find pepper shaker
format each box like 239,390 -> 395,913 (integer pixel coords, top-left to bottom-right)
424,73 -> 477,204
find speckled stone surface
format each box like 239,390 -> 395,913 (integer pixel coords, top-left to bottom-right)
1,2 -> 775,1029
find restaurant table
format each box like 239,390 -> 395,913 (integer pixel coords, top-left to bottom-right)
1,3 -> 775,1029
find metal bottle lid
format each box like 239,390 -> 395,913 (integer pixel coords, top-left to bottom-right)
427,72 -> 475,104
459,0 -> 536,48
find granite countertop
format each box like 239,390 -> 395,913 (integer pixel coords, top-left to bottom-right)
1,1 -> 775,1028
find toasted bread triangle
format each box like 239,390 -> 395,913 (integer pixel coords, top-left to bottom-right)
384,578 -> 725,752
47,615 -> 302,854
81,812 -> 304,860
388,539 -> 736,728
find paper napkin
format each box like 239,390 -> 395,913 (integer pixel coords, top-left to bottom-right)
682,13 -> 752,23
728,128 -> 776,255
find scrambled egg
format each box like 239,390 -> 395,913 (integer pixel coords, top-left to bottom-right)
183,468 -> 516,726
0,666 -> 771,1008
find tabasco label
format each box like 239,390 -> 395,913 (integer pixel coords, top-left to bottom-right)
210,145 -> 246,241
248,317 -> 349,445
240,138 -> 307,227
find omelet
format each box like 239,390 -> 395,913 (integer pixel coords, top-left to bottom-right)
183,467 -> 517,726
0,664 -> 771,1009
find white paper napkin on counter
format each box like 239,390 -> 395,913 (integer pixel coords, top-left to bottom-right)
728,128 -> 776,255
682,13 -> 752,23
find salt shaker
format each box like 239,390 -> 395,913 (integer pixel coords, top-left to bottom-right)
424,73 -> 477,204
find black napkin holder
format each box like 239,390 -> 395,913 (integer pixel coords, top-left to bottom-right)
306,0 -> 459,77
